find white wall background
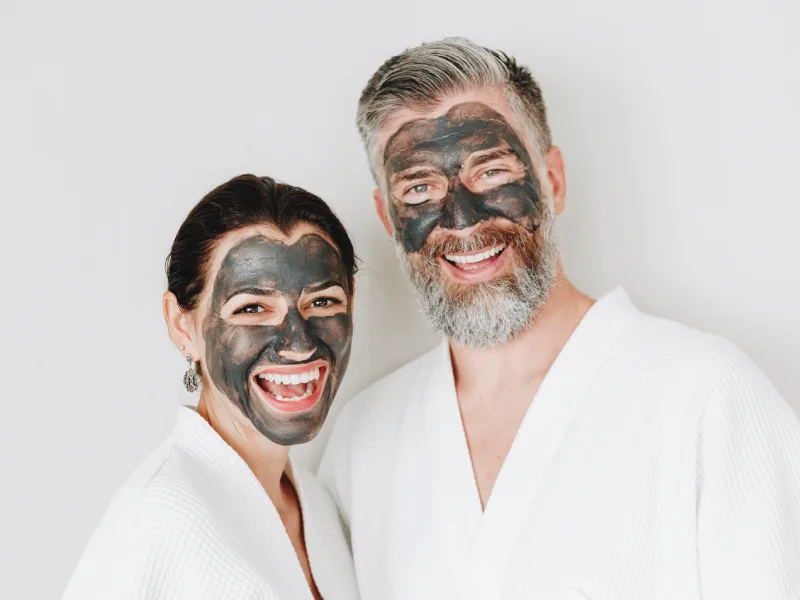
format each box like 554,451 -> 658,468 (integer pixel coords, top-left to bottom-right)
2,0 -> 798,596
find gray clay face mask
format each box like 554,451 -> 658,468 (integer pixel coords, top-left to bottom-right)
383,102 -> 544,253
201,233 -> 353,445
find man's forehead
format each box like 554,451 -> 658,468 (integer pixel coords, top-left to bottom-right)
383,102 -> 521,161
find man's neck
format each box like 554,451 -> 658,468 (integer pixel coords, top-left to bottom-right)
448,273 -> 593,509
450,273 -> 594,406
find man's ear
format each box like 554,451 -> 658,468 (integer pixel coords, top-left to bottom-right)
373,188 -> 393,237
546,146 -> 567,216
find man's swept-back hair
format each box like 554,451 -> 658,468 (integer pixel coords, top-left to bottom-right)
357,37 -> 552,187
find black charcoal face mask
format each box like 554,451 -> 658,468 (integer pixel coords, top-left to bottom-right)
384,101 -> 543,254
202,233 -> 352,445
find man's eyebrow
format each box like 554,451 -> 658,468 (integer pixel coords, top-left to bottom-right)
390,167 -> 443,187
223,287 -> 278,305
465,148 -> 521,169
303,280 -> 345,294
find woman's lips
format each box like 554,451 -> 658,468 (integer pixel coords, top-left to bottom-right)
251,360 -> 328,413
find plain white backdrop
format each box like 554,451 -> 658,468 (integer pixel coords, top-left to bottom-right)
2,0 -> 798,596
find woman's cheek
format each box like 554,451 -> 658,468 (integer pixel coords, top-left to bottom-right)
310,314 -> 353,355
209,322 -> 278,368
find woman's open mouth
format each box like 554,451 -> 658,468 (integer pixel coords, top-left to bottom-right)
251,359 -> 328,413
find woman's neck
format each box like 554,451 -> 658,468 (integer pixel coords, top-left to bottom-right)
197,394 -> 293,511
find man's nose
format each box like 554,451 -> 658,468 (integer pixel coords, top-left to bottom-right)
439,187 -> 488,231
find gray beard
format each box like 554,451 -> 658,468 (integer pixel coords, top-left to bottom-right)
396,212 -> 559,349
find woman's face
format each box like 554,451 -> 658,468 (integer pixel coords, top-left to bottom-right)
192,223 -> 353,445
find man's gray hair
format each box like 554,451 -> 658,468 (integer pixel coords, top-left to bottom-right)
357,37 -> 553,189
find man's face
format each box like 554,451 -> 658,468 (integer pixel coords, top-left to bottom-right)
198,225 -> 353,445
380,95 -> 559,347
385,101 -> 543,253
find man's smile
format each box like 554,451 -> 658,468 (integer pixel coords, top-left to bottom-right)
439,242 -> 512,283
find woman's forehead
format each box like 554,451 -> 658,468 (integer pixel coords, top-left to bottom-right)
200,223 -> 346,305
207,223 -> 339,276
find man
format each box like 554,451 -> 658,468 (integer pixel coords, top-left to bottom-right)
319,37 -> 800,600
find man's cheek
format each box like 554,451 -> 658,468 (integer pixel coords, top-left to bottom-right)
481,183 -> 541,222
395,203 -> 446,253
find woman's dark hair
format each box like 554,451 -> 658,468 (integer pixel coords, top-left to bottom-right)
166,174 -> 357,311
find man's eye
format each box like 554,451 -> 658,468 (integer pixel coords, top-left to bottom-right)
311,297 -> 341,308
234,304 -> 264,314
482,168 -> 503,178
403,183 -> 434,205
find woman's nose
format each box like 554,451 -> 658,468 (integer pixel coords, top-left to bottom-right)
277,310 -> 316,361
278,347 -> 316,362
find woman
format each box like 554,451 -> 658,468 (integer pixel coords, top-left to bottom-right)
64,175 -> 359,599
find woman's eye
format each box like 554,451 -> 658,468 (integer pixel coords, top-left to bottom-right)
311,297 -> 341,308
234,304 -> 264,315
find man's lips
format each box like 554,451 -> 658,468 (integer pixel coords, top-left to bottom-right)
438,243 -> 510,283
250,359 -> 329,413
443,243 -> 506,266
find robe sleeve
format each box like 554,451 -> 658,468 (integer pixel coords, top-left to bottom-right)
696,346 -> 800,600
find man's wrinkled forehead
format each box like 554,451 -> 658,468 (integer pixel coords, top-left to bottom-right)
213,234 -> 347,299
383,102 -> 525,171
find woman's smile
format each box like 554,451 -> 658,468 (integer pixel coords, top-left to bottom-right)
250,360 -> 329,414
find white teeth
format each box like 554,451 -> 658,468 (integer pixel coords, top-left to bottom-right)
277,386 -> 314,402
258,366 -> 323,386
444,244 -> 505,264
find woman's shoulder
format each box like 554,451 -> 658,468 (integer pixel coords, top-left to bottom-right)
81,434 -> 213,545
63,429 -> 234,598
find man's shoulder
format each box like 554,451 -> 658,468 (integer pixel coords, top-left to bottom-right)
324,343 -> 442,455
619,302 -> 779,402
351,342 -> 441,407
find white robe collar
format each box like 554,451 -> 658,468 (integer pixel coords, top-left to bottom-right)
423,288 -> 639,597
173,406 -> 350,600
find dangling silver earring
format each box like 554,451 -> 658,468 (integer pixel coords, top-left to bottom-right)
182,354 -> 200,393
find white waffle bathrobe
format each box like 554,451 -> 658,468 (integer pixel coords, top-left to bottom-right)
65,407 -> 359,600
319,288 -> 800,600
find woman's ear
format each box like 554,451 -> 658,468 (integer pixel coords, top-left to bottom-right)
163,291 -> 198,359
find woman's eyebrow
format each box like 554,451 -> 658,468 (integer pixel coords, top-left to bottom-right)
303,280 -> 345,294
223,287 -> 279,305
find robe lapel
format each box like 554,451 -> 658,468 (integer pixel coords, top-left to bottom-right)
292,460 -> 357,600
458,289 -> 636,599
425,340 -> 484,596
